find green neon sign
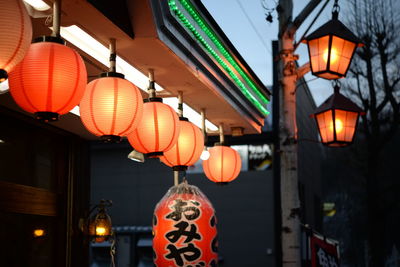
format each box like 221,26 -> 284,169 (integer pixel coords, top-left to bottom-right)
168,0 -> 270,116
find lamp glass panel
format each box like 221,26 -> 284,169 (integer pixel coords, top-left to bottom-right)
329,36 -> 356,75
309,36 -> 329,73
316,110 -> 334,143
334,109 -> 358,142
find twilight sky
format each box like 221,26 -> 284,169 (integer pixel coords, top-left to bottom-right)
201,0 -> 339,106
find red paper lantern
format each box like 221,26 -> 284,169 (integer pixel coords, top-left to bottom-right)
79,73 -> 143,142
128,98 -> 180,157
160,117 -> 204,170
0,0 -> 32,82
153,182 -> 218,267
9,37 -> 87,121
203,145 -> 241,184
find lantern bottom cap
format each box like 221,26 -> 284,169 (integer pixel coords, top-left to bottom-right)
146,151 -> 163,158
173,165 -> 188,171
35,112 -> 59,122
0,69 -> 8,82
215,182 -> 229,186
101,135 -> 122,143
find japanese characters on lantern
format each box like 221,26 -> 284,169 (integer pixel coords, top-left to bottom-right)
153,182 -> 218,267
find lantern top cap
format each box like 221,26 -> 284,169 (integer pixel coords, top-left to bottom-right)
312,87 -> 365,116
301,18 -> 363,47
100,72 -> 125,79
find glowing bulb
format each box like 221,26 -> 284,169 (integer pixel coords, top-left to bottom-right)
95,226 -> 107,236
329,119 -> 343,133
33,229 -> 45,237
323,48 -> 338,64
200,148 -> 210,160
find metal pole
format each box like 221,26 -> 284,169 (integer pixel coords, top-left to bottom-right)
178,91 -> 183,118
52,0 -> 61,37
174,171 -> 179,186
219,124 -> 224,145
148,69 -> 156,98
109,38 -> 116,72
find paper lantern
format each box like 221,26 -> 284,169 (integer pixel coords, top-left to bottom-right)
312,85 -> 364,147
203,145 -> 241,184
0,0 -> 32,82
302,10 -> 363,80
9,37 -> 87,121
128,98 -> 180,157
153,182 -> 218,267
79,72 -> 143,142
160,117 -> 204,170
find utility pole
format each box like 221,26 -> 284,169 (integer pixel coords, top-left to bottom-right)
277,0 -> 323,266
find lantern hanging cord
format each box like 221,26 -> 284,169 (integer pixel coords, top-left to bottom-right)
333,80 -> 341,93
109,39 -> 117,73
52,0 -> 61,37
148,70 -> 156,98
110,233 -> 116,267
332,0 -> 340,19
178,91 -> 183,118
294,0 -> 330,51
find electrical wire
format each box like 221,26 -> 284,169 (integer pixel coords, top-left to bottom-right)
234,0 -> 272,56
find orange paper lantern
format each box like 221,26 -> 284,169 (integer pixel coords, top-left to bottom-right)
153,182 -> 218,267
79,72 -> 143,142
9,37 -> 87,121
128,98 -> 180,157
160,117 -> 204,170
203,145 -> 241,184
0,0 -> 32,82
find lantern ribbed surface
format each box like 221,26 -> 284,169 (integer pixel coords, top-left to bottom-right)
9,42 -> 87,117
0,0 -> 32,79
203,145 -> 241,184
153,182 -> 218,267
160,119 -> 204,169
128,100 -> 180,157
79,76 -> 143,138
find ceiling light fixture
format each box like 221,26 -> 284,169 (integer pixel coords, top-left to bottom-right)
23,0 -> 51,11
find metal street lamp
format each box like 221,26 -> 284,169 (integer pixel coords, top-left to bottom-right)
312,84 -> 364,147
301,1 -> 363,80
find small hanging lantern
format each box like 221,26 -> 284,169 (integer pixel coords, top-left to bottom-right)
153,181 -> 218,267
202,125 -> 242,185
88,200 -> 113,243
127,71 -> 180,158
160,92 -> 204,170
0,0 -> 32,82
8,0 -> 87,121
301,0 -> 363,80
79,39 -> 143,143
311,83 -> 364,147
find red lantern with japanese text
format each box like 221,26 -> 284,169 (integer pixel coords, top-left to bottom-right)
153,182 -> 218,267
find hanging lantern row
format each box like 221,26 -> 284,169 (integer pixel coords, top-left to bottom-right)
312,83 -> 364,147
79,39 -> 143,143
0,0 -> 32,82
302,0 -> 363,80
